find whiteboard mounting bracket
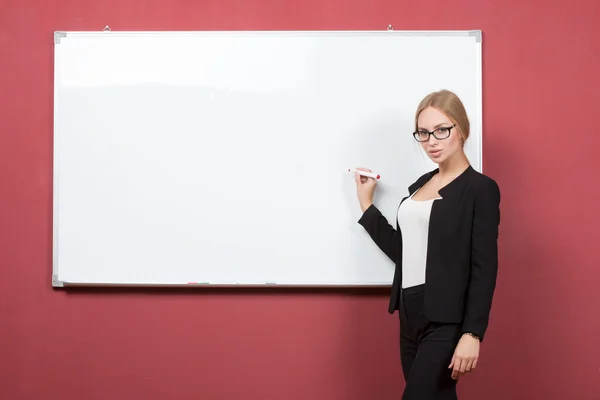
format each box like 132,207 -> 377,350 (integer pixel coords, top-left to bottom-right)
52,274 -> 64,288
54,31 -> 66,44
469,30 -> 482,42
387,24 -> 394,31
103,25 -> 111,32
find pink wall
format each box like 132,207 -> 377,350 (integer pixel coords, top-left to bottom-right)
1,0 -> 599,399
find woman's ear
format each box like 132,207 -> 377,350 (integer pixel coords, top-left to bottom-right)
458,127 -> 467,144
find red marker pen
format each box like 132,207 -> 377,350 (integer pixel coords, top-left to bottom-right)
348,168 -> 380,179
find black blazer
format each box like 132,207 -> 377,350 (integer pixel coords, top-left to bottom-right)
358,165 -> 500,341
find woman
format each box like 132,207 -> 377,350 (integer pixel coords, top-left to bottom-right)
354,89 -> 500,399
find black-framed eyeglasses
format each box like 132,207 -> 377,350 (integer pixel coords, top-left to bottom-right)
412,124 -> 456,142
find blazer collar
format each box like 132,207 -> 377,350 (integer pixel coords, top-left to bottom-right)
408,165 -> 474,196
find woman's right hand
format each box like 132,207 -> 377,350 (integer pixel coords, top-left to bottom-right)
354,167 -> 377,212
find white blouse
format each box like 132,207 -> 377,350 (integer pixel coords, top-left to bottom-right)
397,188 -> 441,288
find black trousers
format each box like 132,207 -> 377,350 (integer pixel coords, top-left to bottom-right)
399,284 -> 463,400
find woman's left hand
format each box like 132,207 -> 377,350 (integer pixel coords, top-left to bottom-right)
448,334 -> 480,380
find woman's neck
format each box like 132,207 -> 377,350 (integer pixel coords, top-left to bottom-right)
437,151 -> 470,180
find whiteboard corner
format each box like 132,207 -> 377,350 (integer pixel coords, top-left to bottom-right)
469,30 -> 482,42
52,274 -> 64,288
54,31 -> 67,44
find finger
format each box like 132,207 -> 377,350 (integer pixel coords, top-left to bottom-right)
356,167 -> 372,173
459,359 -> 468,374
354,172 -> 370,184
457,361 -> 468,379
472,358 -> 478,370
464,359 -> 473,373
452,359 -> 462,379
354,172 -> 369,185
448,355 -> 455,369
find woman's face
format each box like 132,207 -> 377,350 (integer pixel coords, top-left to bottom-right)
415,106 -> 464,165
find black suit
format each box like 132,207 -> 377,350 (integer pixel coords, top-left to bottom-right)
358,165 -> 501,342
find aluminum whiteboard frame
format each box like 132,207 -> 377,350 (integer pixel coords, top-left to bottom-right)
52,29 -> 483,288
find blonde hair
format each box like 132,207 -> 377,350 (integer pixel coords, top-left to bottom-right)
415,89 -> 470,143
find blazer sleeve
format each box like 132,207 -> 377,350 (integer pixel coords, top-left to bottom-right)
357,204 -> 398,263
462,178 -> 501,342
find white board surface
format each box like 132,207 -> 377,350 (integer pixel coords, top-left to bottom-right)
52,30 -> 482,287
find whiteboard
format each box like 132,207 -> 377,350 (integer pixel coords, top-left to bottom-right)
52,30 -> 482,287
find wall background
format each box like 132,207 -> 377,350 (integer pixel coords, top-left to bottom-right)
1,0 -> 599,399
